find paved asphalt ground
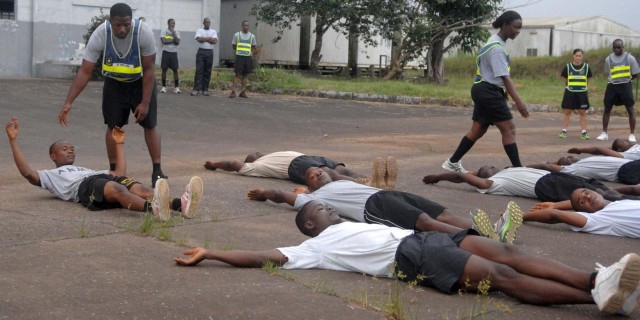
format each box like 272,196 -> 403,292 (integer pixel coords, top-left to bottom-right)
0,78 -> 638,319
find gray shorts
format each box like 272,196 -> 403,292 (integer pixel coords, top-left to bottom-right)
395,230 -> 473,294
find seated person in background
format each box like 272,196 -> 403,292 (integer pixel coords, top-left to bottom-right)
423,166 -> 640,202
176,200 -> 640,317
5,117 -> 202,221
524,188 -> 640,239
204,151 -> 396,188
249,166 -> 523,243
529,155 -> 640,185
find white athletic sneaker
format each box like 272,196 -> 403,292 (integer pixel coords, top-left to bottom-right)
592,253 -> 640,315
596,132 -> 609,141
160,86 -> 167,93
152,178 -> 171,221
180,176 -> 203,219
629,134 -> 636,143
174,87 -> 181,94
442,158 -> 468,173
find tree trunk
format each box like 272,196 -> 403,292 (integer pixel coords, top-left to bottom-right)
309,28 -> 325,73
348,22 -> 359,78
383,32 -> 405,80
426,38 -> 445,84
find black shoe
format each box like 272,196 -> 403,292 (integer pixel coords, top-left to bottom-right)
152,172 -> 168,188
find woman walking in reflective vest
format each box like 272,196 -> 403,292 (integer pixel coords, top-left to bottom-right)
441,11 -> 529,174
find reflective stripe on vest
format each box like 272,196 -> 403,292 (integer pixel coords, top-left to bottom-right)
102,18 -> 143,82
235,32 -> 253,57
474,40 -> 510,84
610,53 -> 631,84
567,63 -> 589,92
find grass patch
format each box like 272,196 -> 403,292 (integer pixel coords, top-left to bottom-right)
159,46 -> 640,111
77,214 -> 91,238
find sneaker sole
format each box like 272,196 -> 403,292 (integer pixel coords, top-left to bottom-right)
371,157 -> 386,189
385,156 -> 398,190
183,176 -> 204,219
154,178 -> 171,221
472,209 -> 498,240
500,201 -> 523,244
602,253 -> 640,315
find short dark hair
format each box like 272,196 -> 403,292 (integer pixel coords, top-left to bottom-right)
492,11 -> 522,29
167,18 -> 174,24
295,201 -> 316,237
110,3 -> 132,18
49,140 -> 67,155
573,48 -> 583,55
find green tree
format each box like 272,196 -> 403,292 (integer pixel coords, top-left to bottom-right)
251,0 -> 349,73
83,9 -> 109,79
378,0 -> 500,82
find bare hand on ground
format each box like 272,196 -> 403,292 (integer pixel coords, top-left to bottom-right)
247,189 -> 267,201
175,247 -> 207,266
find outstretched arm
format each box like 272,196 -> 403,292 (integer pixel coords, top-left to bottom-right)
175,247 -> 287,267
423,172 -> 493,189
247,188 -> 298,206
568,146 -> 622,158
109,127 -> 126,177
526,163 -> 563,173
57,59 -> 95,126
523,208 -> 587,228
204,160 -> 244,172
6,117 -> 40,186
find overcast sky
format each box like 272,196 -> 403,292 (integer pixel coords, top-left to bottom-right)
504,0 -> 640,32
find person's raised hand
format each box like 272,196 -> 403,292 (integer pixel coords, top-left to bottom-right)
5,117 -> 19,141
57,103 -> 73,126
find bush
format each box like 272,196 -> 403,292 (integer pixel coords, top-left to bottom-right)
83,9 -> 109,80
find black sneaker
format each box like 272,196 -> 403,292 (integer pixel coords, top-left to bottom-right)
152,172 -> 168,188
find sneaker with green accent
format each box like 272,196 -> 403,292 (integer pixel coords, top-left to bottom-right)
581,132 -> 590,140
471,209 -> 498,241
494,201 -> 523,244
558,131 -> 568,138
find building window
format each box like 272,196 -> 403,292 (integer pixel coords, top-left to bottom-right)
526,48 -> 538,57
0,0 -> 15,20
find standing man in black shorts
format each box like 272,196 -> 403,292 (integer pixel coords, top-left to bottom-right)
597,39 -> 640,143
57,3 -> 168,187
442,11 -> 529,173
160,18 -> 181,94
229,20 -> 257,98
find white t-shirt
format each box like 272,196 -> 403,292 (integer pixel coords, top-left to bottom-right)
160,28 -> 181,53
84,20 -> 156,63
570,200 -> 640,238
195,28 -> 218,50
293,180 -> 379,221
621,144 -> 640,160
561,156 -> 631,182
238,151 -> 303,179
278,222 -> 413,278
480,167 -> 549,198
37,166 -> 108,202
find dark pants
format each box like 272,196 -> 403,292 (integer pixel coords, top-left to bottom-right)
193,48 -> 213,91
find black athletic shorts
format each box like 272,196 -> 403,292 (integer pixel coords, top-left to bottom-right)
234,55 -> 254,75
102,77 -> 158,129
287,155 -> 342,185
471,81 -> 512,126
161,51 -> 179,71
364,191 -> 445,230
561,89 -> 590,110
77,174 -> 139,211
604,82 -> 634,107
534,172 -> 609,202
395,229 -> 474,294
617,159 -> 640,184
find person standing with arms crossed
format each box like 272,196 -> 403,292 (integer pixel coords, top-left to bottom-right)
191,17 -> 217,96
442,11 -> 529,173
596,39 -> 639,143
229,20 -> 257,98
160,18 -> 181,94
559,49 -> 592,140
57,3 -> 168,188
